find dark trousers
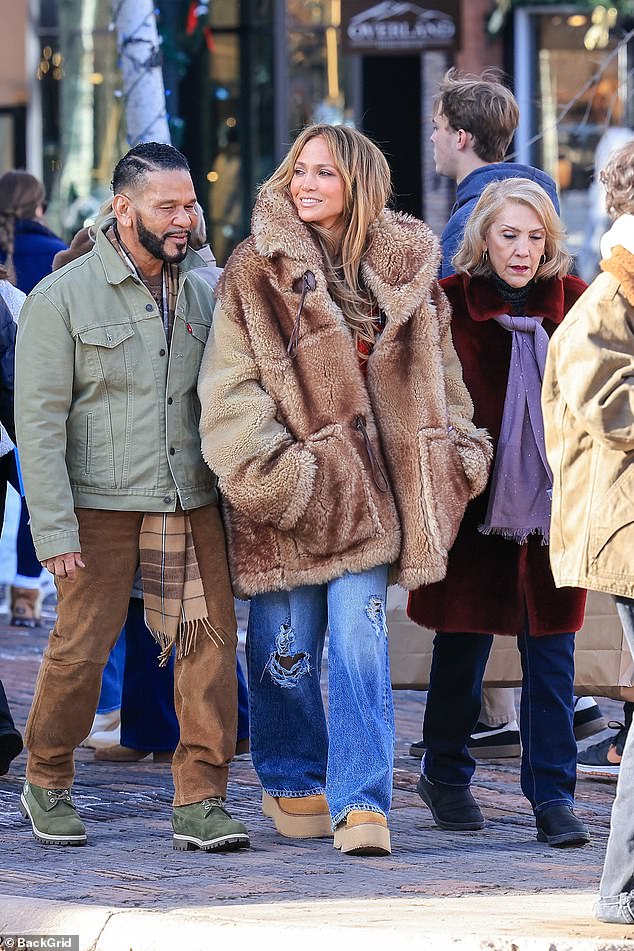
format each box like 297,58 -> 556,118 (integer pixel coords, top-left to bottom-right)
0,680 -> 18,736
7,454 -> 41,579
120,598 -> 180,752
423,628 -> 577,813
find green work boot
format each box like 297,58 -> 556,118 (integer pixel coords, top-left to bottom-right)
172,797 -> 250,852
20,780 -> 87,846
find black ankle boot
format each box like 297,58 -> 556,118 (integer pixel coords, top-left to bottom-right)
535,805 -> 590,848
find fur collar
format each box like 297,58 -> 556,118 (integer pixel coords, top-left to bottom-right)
442,273 -> 576,325
601,245 -> 634,307
251,188 -> 440,321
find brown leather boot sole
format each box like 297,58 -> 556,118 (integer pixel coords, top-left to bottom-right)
334,810 -> 391,856
262,791 -> 332,838
94,745 -> 173,763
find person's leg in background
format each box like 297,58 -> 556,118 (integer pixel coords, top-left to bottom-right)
578,598 -> 634,779
479,685 -> 516,726
95,596 -> 178,762
79,629 -> 125,750
10,495 -> 44,628
596,597 -> 634,923
416,631 -> 492,831
236,657 -> 249,755
476,685 -> 521,756
518,628 -> 589,847
0,679 -> 22,774
0,452 -> 22,774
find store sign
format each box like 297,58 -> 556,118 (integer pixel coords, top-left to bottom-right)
341,1 -> 460,54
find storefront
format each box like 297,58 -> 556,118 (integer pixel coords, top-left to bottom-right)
30,0 -> 127,239
27,1 -> 462,255
193,0 -> 461,260
27,1 -> 631,271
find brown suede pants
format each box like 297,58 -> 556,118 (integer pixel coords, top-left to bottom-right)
25,505 -> 238,806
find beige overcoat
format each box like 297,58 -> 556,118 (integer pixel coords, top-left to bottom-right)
543,245 -> 634,598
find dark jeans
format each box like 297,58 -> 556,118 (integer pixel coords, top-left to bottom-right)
423,628 -> 577,813
120,598 -> 179,752
0,679 -> 18,736
7,454 -> 41,580
596,596 -> 634,923
97,603 -> 249,746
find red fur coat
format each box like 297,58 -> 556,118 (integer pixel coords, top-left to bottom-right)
408,272 -> 588,637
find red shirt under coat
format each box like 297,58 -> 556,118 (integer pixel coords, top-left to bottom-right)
407,272 -> 587,637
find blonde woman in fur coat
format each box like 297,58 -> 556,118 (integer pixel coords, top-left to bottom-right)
198,124 -> 491,856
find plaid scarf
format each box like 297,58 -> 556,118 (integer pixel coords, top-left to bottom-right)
106,223 -> 220,661
140,512 -> 225,665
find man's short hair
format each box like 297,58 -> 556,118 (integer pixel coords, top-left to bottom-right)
434,68 -> 520,164
112,142 -> 190,196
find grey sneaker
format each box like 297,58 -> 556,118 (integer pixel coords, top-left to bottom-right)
20,780 -> 87,846
172,797 -> 250,852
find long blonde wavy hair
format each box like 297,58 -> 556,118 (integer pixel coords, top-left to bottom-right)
261,124 -> 392,351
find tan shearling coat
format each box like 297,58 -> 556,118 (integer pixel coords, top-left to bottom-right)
543,245 -> 634,598
198,189 -> 492,598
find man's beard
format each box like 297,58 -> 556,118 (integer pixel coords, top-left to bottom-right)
135,212 -> 189,264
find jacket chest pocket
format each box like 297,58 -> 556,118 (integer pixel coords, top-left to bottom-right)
76,325 -> 137,384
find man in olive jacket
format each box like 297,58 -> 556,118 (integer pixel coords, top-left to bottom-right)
15,142 -> 249,852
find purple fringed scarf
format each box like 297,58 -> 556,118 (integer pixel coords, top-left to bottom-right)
478,313 -> 553,545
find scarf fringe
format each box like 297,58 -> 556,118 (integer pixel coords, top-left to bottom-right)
146,616 -> 227,667
477,523 -> 550,546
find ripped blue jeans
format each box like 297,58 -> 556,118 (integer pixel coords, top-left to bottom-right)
246,564 -> 393,828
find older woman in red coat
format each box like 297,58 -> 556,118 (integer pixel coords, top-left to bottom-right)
408,177 -> 588,847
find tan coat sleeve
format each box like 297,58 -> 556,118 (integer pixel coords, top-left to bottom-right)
434,284 -> 493,498
549,290 -> 634,452
198,301 -> 316,530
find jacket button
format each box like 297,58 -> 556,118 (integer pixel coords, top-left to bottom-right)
163,495 -> 173,504
169,447 -> 175,455
167,397 -> 173,405
146,304 -> 153,312
159,348 -> 166,356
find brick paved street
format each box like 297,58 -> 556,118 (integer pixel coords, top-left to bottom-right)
1,593 -> 633,949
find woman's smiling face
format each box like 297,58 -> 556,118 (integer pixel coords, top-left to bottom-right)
290,135 -> 345,235
485,200 -> 547,288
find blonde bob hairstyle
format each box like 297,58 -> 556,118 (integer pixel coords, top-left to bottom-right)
453,177 -> 571,281
261,124 -> 392,349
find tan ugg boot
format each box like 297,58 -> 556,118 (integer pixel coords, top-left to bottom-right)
10,586 -> 43,628
333,810 -> 391,856
262,790 -> 332,838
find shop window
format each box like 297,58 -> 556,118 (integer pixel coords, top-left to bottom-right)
287,0 -> 355,132
188,3 -> 274,263
528,10 -> 631,277
36,2 -> 126,241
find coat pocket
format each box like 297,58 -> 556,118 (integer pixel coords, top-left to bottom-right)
292,423 -> 384,558
589,464 -> 634,579
418,426 -> 471,556
76,324 -> 136,384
